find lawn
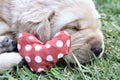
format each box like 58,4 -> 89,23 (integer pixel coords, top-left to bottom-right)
0,0 -> 120,80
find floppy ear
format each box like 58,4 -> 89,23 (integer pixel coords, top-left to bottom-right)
51,9 -> 84,36
16,7 -> 55,43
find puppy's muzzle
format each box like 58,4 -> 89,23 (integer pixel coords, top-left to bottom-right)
91,47 -> 103,57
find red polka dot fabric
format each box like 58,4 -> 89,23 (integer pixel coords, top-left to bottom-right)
17,31 -> 71,72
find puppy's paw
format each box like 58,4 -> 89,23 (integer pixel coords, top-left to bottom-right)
0,52 -> 23,73
0,36 -> 17,53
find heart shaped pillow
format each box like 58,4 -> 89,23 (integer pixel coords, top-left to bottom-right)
17,31 -> 71,72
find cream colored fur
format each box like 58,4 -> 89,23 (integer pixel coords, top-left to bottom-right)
0,52 -> 22,73
0,0 -> 104,73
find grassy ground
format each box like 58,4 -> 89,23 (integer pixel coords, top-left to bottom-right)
0,0 -> 120,80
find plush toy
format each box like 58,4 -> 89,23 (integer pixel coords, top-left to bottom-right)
17,31 -> 71,72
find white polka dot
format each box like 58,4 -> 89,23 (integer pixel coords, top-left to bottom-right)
35,45 -> 42,51
25,56 -> 31,63
57,53 -> 64,59
25,44 -> 32,51
54,32 -> 60,37
67,40 -> 70,47
46,44 -> 51,49
56,40 -> 63,47
29,36 -> 34,40
19,33 -> 22,38
35,56 -> 42,63
64,31 -> 69,36
37,68 -> 44,72
30,68 -> 33,71
46,55 -> 53,61
17,44 -> 21,50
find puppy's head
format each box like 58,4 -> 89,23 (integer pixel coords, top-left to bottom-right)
49,0 -> 104,63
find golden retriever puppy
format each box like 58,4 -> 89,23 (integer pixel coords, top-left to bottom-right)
0,0 -> 104,73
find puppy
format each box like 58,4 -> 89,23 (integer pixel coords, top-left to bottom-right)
0,0 -> 104,73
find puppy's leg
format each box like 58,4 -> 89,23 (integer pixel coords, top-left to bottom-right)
0,52 -> 23,73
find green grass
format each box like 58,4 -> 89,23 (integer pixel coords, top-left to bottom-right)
0,0 -> 120,80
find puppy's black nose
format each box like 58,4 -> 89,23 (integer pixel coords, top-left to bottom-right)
91,47 -> 103,56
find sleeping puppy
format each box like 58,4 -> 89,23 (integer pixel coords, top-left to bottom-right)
0,0 -> 104,73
